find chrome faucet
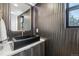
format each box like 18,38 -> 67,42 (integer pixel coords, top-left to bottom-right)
20,16 -> 24,37
22,31 -> 23,37
22,31 -> 24,37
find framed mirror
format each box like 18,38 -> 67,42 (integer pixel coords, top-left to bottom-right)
9,3 -> 32,31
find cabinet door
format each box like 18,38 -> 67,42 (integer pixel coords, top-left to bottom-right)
13,52 -> 23,56
13,49 -> 31,56
32,42 -> 45,56
23,49 -> 32,56
40,42 -> 45,56
13,42 -> 45,56
32,44 -> 41,56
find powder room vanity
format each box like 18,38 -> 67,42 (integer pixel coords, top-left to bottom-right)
13,38 -> 45,56
0,38 -> 46,56
0,3 -> 46,56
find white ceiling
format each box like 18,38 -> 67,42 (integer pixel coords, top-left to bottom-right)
10,3 -> 31,16
28,3 -> 37,6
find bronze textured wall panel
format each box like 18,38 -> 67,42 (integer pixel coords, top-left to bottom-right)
35,3 -> 79,56
0,4 -> 10,36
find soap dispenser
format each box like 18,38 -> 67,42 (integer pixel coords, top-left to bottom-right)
36,28 -> 39,35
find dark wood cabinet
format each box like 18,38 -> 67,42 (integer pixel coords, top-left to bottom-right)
13,42 -> 45,56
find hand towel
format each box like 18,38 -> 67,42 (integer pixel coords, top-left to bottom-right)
0,18 -> 7,41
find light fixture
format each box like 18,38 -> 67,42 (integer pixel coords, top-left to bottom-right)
13,3 -> 18,7
29,3 -> 37,6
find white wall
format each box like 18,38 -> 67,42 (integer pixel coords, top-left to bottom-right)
11,14 -> 18,31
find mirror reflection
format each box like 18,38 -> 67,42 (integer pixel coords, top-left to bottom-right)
10,3 -> 31,31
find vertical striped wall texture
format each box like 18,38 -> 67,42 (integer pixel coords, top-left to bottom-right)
35,3 -> 79,56
0,3 -> 9,36
3,4 -> 10,31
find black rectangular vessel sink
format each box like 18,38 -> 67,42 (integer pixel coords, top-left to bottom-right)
14,35 -> 36,40
13,35 -> 40,50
